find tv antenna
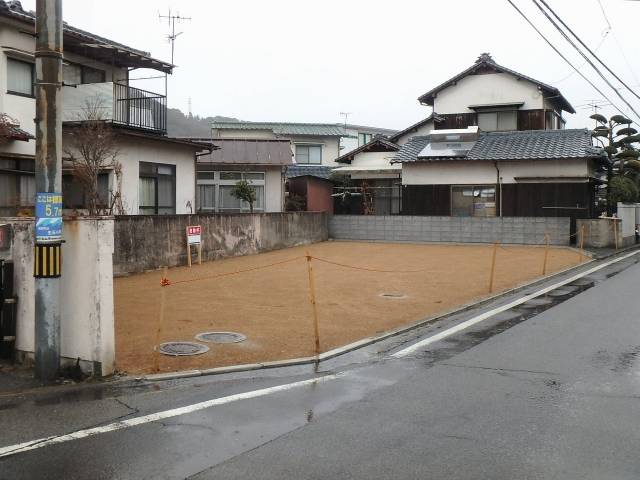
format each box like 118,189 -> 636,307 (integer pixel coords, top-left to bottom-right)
159,9 -> 191,65
339,112 -> 352,129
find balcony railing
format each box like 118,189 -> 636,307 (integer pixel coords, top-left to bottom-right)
62,82 -> 167,134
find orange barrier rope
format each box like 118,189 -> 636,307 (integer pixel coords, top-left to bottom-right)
161,255 -> 306,286
309,255 -> 431,273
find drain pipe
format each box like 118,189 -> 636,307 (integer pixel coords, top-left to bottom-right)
493,161 -> 502,217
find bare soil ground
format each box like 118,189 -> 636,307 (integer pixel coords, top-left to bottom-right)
114,241 -> 585,374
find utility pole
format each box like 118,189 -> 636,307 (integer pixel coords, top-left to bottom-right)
34,0 -> 63,381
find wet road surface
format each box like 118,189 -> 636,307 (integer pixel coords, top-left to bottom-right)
1,252 -> 639,479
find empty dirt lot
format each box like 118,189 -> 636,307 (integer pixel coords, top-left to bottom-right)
114,241 -> 585,374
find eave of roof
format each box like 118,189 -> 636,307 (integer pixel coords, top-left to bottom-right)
212,121 -> 348,137
286,164 -> 334,180
417,55 -> 575,114
335,136 -> 399,164
388,115 -> 434,143
0,1 -> 173,73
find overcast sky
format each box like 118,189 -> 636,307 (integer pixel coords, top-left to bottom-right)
20,0 -> 640,130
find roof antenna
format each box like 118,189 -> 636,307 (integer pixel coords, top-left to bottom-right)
159,8 -> 191,65
339,112 -> 351,130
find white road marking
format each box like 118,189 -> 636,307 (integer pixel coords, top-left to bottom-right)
392,250 -> 640,358
0,373 -> 343,459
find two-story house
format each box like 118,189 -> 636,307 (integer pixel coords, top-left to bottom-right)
335,53 -> 603,227
210,121 -> 348,213
0,0 -> 204,216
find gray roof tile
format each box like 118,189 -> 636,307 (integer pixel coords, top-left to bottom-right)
466,129 -> 600,161
212,122 -> 347,137
286,165 -> 334,179
393,129 -> 603,163
391,136 -> 431,163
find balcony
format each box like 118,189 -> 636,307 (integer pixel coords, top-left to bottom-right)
62,82 -> 167,134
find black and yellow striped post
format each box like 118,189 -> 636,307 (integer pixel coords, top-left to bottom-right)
34,243 -> 62,278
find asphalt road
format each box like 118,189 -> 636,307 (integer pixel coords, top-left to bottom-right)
1,252 -> 639,479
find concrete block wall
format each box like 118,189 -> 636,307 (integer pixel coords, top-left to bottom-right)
329,215 -> 570,245
114,212 -> 328,275
0,217 -> 115,376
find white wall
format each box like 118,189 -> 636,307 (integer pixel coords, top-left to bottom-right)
108,135 -> 197,215
402,158 -> 589,185
0,21 -> 126,158
394,121 -> 434,146
433,73 -> 544,114
265,165 -> 284,212
290,135 -> 342,167
3,218 -> 115,376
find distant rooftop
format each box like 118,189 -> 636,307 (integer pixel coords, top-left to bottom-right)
211,121 -> 348,137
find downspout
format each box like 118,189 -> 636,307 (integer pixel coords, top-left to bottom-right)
494,160 -> 502,217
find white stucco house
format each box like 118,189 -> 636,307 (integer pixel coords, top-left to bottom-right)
0,0 -> 204,216
193,138 -> 293,213
334,53 -> 603,226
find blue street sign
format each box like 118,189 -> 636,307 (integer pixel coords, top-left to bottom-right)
35,192 -> 63,243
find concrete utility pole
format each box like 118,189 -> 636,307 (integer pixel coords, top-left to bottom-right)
34,0 -> 63,381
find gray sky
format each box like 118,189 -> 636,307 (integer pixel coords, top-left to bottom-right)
21,0 -> 640,129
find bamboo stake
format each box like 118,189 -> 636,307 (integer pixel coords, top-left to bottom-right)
488,242 -> 499,293
153,266 -> 168,372
613,219 -> 619,250
579,225 -> 585,262
542,233 -> 550,275
305,251 -> 321,372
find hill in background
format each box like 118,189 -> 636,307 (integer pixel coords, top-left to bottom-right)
167,108 -> 238,137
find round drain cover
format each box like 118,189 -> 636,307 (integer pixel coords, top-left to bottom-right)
520,297 -> 553,309
158,341 -> 209,356
195,331 -> 247,344
379,293 -> 407,299
547,285 -> 579,297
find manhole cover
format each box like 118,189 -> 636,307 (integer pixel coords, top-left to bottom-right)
195,331 -> 247,344
520,297 -> 553,309
158,341 -> 209,356
379,293 -> 408,299
547,285 -> 579,297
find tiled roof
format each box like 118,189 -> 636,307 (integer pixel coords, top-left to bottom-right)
393,129 -> 603,163
286,165 -> 334,179
417,53 -> 575,114
391,136 -> 431,163
212,122 -> 347,137
466,129 -> 601,161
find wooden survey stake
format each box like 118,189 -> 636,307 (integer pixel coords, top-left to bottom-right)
186,225 -> 202,267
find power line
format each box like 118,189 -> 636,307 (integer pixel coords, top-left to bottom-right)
597,0 -> 640,86
505,0 -> 634,125
531,0 -> 640,124
536,0 -> 640,104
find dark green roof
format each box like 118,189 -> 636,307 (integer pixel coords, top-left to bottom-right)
212,122 -> 347,137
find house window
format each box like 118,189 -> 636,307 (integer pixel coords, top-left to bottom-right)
63,63 -> 82,85
477,111 -> 517,132
138,162 -> 176,214
295,144 -> 322,164
196,171 -> 265,213
63,62 -> 106,86
451,185 -> 496,217
358,133 -> 373,146
7,58 -> 34,97
62,173 -> 110,209
0,158 -> 35,215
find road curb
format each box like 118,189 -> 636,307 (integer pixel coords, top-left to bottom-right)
141,246 -> 640,383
